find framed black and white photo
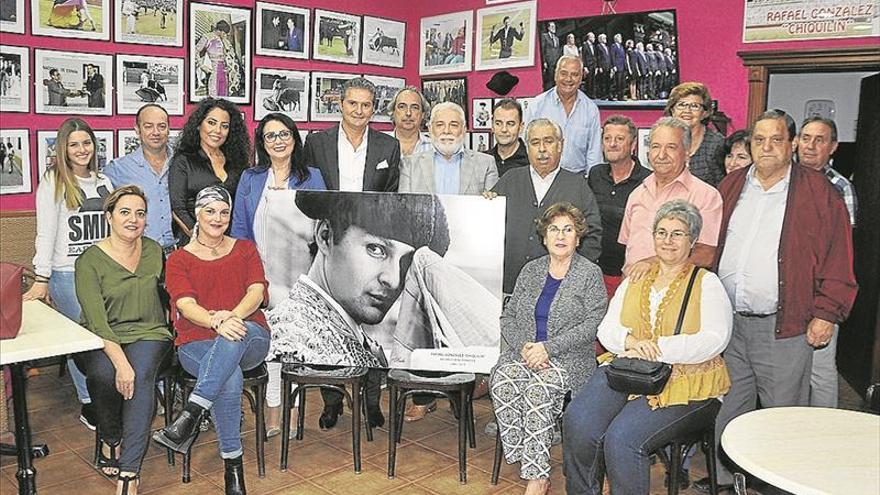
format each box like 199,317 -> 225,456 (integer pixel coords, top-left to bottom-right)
0,0 -> 25,33
638,128 -> 652,170
361,16 -> 405,69
471,98 -> 492,129
312,9 -> 361,65
37,129 -> 113,179
310,71 -> 358,122
115,0 -> 183,46
0,129 -> 31,195
116,54 -> 184,115
475,0 -> 537,71
515,96 -> 534,114
419,11 -> 473,76
255,2 -> 309,60
117,128 -> 180,156
189,2 -> 252,104
0,45 -> 29,113
255,68 -> 309,122
422,77 -> 468,122
364,74 -> 405,124
31,0 -> 110,40
34,49 -> 113,116
471,131 -> 491,153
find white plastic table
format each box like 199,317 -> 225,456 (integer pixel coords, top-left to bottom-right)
721,406 -> 880,495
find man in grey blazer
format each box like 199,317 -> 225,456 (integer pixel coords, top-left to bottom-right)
302,77 -> 400,192
400,101 -> 498,195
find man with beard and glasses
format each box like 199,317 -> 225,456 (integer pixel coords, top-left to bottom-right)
400,101 -> 498,194
265,191 -> 451,430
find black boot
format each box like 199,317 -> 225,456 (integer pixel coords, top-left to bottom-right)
152,401 -> 206,454
224,455 -> 246,495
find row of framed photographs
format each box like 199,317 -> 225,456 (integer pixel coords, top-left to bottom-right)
0,1 -> 405,68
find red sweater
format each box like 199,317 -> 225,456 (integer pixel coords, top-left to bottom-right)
166,240 -> 269,346
714,164 -> 857,339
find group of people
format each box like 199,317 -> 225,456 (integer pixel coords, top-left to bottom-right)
44,64 -> 105,108
24,59 -> 857,495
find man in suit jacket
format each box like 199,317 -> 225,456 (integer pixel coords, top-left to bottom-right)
595,33 -> 611,100
540,22 -> 562,88
400,102 -> 498,195
302,76 -> 400,192
609,34 -> 627,101
580,32 -> 597,98
491,16 -> 524,59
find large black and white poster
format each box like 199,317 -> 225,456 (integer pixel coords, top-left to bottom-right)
261,191 -> 504,374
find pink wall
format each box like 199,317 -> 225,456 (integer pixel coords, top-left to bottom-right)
2,0 -> 877,211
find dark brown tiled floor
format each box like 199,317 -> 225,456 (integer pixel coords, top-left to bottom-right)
3,368 -> 864,494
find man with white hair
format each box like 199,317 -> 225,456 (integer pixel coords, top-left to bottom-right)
399,101 -> 498,194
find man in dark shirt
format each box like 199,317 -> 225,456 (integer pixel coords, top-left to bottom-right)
587,115 -> 650,295
488,98 -> 528,177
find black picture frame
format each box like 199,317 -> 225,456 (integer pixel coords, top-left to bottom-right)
421,76 -> 469,125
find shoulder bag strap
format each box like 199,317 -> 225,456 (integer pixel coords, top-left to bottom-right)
673,267 -> 700,336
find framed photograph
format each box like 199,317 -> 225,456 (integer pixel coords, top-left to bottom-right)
0,0 -> 25,33
637,128 -> 652,170
361,16 -> 405,68
515,96 -> 534,114
115,0 -> 183,46
471,132 -> 490,153
313,9 -> 361,65
538,10 -> 680,106
116,54 -> 184,115
422,77 -> 468,122
471,98 -> 492,129
31,0 -> 110,40
475,0 -> 536,71
189,2 -> 252,104
310,71 -> 358,122
0,129 -> 31,195
37,129 -> 113,180
254,68 -> 309,122
419,11 -> 473,76
255,2 -> 309,59
117,128 -> 180,156
0,45 -> 29,113
364,75 -> 405,124
34,49 -> 113,116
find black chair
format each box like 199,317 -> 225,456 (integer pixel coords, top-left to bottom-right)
176,362 -> 269,483
386,370 -> 476,483
279,364 -> 374,474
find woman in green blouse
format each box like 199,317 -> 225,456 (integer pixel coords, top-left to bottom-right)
74,185 -> 173,495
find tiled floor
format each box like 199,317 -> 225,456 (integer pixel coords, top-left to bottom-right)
1,368 -> 864,494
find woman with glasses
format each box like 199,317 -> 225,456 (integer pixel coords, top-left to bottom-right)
231,112 -> 324,436
563,199 -> 732,495
664,82 -> 725,187
490,202 -> 607,495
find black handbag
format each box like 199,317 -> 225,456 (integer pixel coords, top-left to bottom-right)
606,267 -> 700,396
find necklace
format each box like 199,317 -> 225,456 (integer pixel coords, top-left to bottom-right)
196,235 -> 224,256
639,264 -> 691,341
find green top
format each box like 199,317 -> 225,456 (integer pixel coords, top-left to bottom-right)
74,238 -> 173,344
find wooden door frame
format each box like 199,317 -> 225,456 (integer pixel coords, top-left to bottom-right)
738,46 -> 880,126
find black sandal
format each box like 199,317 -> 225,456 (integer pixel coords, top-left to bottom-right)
96,440 -> 120,477
117,473 -> 140,495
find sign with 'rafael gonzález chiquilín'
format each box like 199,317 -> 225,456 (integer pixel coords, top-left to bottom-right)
743,0 -> 879,43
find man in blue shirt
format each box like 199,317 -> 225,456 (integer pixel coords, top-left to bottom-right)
524,55 -> 604,174
103,104 -> 177,253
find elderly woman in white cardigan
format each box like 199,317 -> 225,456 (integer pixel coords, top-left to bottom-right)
490,202 -> 608,495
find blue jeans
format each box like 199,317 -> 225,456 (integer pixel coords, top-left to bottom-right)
178,321 -> 269,459
563,367 -> 719,495
50,270 -> 91,404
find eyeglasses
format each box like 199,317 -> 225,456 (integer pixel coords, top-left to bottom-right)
263,130 -> 293,143
653,229 -> 690,241
547,225 -> 576,236
674,101 -> 705,112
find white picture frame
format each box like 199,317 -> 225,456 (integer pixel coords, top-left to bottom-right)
254,68 -> 309,122
474,0 -> 537,71
638,128 -> 652,170
0,0 -> 25,34
419,11 -> 473,76
310,71 -> 360,122
364,75 -> 405,124
31,0 -> 110,40
0,129 -> 31,195
0,45 -> 30,113
471,98 -> 492,130
116,54 -> 184,115
114,0 -> 183,46
471,131 -> 491,153
37,129 -> 114,180
255,2 -> 309,60
312,9 -> 361,65
361,16 -> 405,69
188,2 -> 252,104
34,49 -> 113,116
